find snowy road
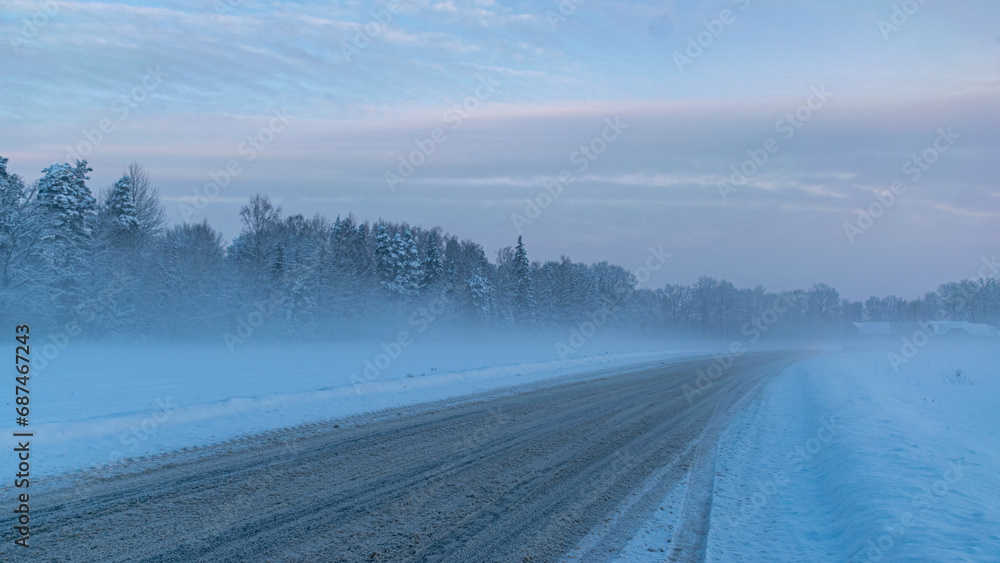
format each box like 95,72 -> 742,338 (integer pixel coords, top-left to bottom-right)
18,351 -> 810,562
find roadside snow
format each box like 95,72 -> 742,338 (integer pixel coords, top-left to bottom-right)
686,341 -> 999,562
20,334 -> 990,562
2,337 -> 714,479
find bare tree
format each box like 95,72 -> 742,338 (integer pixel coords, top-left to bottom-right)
123,163 -> 168,244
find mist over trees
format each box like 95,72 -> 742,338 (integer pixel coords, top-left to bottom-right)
1,156 -> 998,342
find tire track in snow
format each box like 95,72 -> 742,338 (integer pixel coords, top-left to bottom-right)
16,352 -> 809,562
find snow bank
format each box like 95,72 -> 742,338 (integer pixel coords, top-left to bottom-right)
701,341 -> 1000,562
1,336 -> 713,479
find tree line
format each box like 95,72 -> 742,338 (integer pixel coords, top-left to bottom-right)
1,157 -> 998,341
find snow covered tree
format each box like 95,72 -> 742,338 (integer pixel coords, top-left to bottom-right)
154,221 -> 227,334
492,245 -> 517,324
467,269 -> 495,320
35,160 -> 97,315
807,283 -> 842,325
327,215 -> 377,325
37,160 -> 96,243
272,213 -> 333,331
332,215 -> 372,279
657,284 -> 691,328
85,165 -> 166,334
377,228 -> 421,299
374,224 -> 393,287
421,230 -> 444,290
510,236 -> 535,323
88,175 -> 144,334
396,229 -> 422,296
18,159 -> 990,339
0,157 -> 45,323
535,257 -> 598,324
103,176 -> 141,244
96,164 -> 165,249
239,193 -> 282,250
454,240 -> 495,321
230,194 -> 283,298
121,163 -> 167,243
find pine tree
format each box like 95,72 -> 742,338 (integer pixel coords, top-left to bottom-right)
373,225 -> 422,299
458,241 -> 495,321
374,224 -> 393,287
467,270 -> 495,320
272,244 -> 286,280
105,176 -> 140,243
37,160 -> 96,242
421,231 -> 444,290
511,235 -> 535,323
155,221 -> 226,335
396,229 -> 422,296
0,157 -> 45,322
35,160 -> 97,315
89,172 -> 147,334
121,163 -> 167,243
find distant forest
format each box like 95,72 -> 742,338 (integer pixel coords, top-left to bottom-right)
1,157 -> 998,342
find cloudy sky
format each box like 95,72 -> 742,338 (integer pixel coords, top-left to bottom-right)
2,0 -> 999,300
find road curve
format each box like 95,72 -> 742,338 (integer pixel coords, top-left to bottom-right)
12,351 -> 811,562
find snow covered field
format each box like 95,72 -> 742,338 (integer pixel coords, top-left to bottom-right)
618,340 -> 1000,562
7,335 -> 997,560
2,335 -> 721,479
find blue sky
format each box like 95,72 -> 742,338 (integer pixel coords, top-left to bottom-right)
2,0 -> 999,299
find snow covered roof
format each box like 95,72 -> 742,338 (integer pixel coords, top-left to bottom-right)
935,321 -> 1000,337
853,321 -> 1000,337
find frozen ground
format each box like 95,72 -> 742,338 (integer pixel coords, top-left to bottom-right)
616,340 -> 1000,562
2,334 -> 724,479
8,333 -> 993,561
12,353 -> 804,562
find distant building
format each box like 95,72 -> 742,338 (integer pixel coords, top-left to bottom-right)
852,321 -> 1000,337
934,321 -> 1000,337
